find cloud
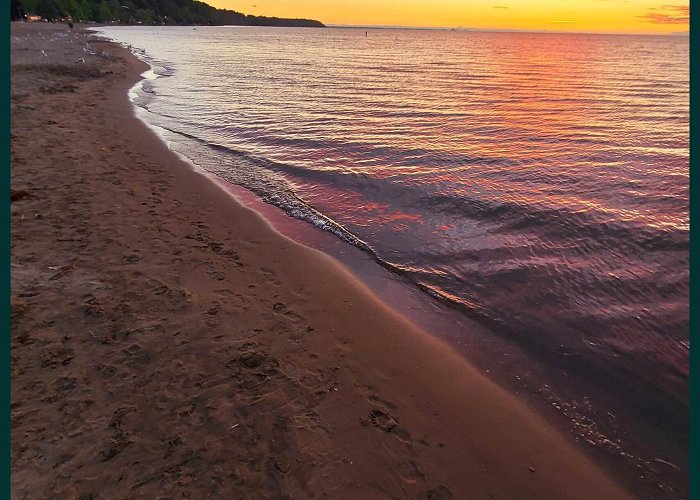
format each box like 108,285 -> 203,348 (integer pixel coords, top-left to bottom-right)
493,5 -> 508,8
662,5 -> 689,14
638,4 -> 689,24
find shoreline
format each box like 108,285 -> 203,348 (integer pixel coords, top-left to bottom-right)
215,175 -> 690,493
118,25 -> 688,498
12,22 -> 636,498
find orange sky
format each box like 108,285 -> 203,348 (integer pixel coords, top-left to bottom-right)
204,0 -> 689,34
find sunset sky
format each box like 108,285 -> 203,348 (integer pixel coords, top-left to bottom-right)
205,0 -> 689,33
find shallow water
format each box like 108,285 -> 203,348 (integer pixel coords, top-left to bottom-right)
99,25 -> 689,424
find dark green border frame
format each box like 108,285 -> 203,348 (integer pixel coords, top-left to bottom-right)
1,8 -> 695,500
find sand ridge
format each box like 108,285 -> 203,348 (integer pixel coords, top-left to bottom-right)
11,23 -> 632,499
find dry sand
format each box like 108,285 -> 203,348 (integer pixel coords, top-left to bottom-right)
11,23 -> 633,499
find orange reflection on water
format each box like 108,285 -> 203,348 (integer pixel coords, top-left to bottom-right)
343,32 -> 687,232
291,177 -> 424,232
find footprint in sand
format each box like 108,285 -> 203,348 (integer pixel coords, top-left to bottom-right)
270,302 -> 304,331
362,396 -> 412,443
292,409 -> 326,433
260,267 -> 280,285
366,409 -> 399,432
368,394 -> 397,411
237,341 -> 258,352
239,351 -> 265,369
207,270 -> 225,281
426,484 -> 454,499
398,460 -> 427,485
214,290 -> 249,311
40,346 -> 74,368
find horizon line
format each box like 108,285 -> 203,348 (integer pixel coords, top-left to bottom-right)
324,23 -> 689,36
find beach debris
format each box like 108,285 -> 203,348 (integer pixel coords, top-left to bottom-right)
229,423 -> 239,429
529,466 -> 536,473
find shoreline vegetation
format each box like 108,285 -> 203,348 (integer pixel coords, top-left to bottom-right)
12,0 -> 325,27
11,22 -> 634,498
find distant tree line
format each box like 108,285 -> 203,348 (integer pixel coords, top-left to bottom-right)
17,0 -> 324,27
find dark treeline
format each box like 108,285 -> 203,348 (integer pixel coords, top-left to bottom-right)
16,0 -> 325,27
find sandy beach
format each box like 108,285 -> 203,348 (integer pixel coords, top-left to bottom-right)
10,23 -> 634,499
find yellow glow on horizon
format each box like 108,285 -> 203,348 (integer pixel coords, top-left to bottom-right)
205,0 -> 689,34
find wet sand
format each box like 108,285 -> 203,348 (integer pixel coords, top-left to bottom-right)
11,23 -> 633,499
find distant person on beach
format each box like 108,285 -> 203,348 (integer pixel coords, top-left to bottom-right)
11,0 -> 24,21
68,20 -> 74,30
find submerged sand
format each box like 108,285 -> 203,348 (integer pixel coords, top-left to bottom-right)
11,22 -> 632,499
